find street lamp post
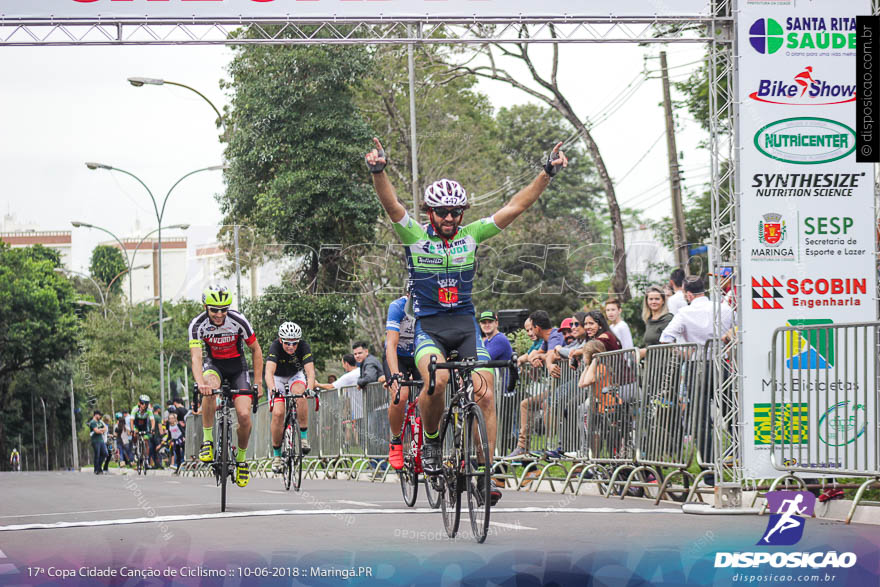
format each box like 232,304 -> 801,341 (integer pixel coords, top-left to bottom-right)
56,268 -> 108,318
126,76 -> 245,304
72,221 -> 189,327
86,162 -> 223,410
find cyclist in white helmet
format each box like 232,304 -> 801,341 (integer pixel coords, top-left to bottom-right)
365,137 -> 567,505
265,321 -> 317,474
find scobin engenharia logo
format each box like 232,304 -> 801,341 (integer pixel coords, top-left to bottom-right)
714,491 -> 857,569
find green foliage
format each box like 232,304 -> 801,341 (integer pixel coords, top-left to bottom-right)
242,286 -> 355,371
0,243 -> 79,467
220,40 -> 381,286
473,104 -> 605,318
0,243 -> 79,379
89,245 -> 127,296
509,328 -> 534,356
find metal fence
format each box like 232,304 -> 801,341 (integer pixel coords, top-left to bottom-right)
770,321 -> 880,522
177,346 -> 725,504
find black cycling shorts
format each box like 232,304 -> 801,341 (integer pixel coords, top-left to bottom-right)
382,354 -> 421,381
202,356 -> 252,393
414,314 -> 491,364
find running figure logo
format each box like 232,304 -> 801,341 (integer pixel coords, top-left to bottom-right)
793,66 -> 816,97
759,491 -> 816,546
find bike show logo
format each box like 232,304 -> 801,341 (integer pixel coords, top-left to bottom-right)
749,66 -> 856,105
754,403 -> 808,445
749,17 -> 857,55
715,489 -> 857,569
754,118 -> 856,165
784,318 -> 834,369
817,401 -> 867,447
751,276 -> 784,310
752,213 -> 793,262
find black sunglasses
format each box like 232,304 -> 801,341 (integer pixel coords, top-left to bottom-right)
207,306 -> 228,314
432,207 -> 464,219
571,322 -> 581,326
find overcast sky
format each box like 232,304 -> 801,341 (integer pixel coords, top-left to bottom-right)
0,41 -> 706,273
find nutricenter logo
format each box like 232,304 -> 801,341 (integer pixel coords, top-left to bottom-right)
715,490 -> 857,569
754,118 -> 855,164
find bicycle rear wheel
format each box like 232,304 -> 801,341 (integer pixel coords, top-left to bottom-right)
399,418 -> 418,507
219,421 -> 228,512
281,424 -> 293,491
439,410 -> 462,538
464,406 -> 491,543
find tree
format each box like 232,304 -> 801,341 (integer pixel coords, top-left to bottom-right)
441,29 -> 632,300
0,243 -> 79,465
220,38 -> 382,289
242,286 -> 355,372
89,245 -> 127,296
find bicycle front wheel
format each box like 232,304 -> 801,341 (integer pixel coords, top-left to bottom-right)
291,425 -> 303,492
219,422 -> 228,513
465,406 -> 491,543
439,411 -> 462,538
281,425 -> 293,491
424,472 -> 441,509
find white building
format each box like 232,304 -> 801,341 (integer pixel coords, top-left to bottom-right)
1,229 -> 73,269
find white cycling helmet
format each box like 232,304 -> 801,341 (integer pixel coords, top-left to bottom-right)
138,394 -> 150,404
278,321 -> 302,341
424,179 -> 467,208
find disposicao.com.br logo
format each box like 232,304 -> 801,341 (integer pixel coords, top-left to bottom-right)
714,491 -> 857,569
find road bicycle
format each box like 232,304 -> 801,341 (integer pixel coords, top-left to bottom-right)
131,430 -> 151,475
276,384 -> 319,492
196,381 -> 259,512
428,354 -> 518,543
392,377 -> 440,509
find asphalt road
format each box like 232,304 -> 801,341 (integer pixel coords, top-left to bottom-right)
0,471 -> 877,586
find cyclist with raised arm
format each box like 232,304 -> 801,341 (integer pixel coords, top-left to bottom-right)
131,395 -> 157,467
365,137 -> 567,504
189,285 -> 263,488
385,281 -> 420,470
266,321 -> 317,474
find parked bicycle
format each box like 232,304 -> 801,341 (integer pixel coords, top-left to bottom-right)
276,384 -> 319,491
392,377 -> 440,509
428,354 -> 518,543
195,381 -> 258,512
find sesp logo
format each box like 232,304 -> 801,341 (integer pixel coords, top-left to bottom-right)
750,18 -> 784,54
759,491 -> 816,546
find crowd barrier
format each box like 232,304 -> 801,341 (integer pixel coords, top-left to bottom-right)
178,344 -> 724,504
769,320 -> 880,523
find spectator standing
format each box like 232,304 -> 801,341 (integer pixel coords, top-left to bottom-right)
316,354 -> 361,390
507,311 -> 565,457
88,411 -> 108,475
479,311 -> 513,361
581,310 -> 621,364
353,342 -> 382,387
641,285 -> 674,356
560,311 -> 589,368
659,276 -> 733,474
115,412 -> 132,467
667,268 -> 687,315
558,318 -> 575,345
604,299 -> 633,349
101,415 -> 113,471
166,412 -> 185,470
659,277 -> 733,346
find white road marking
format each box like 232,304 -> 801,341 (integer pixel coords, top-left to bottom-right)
0,504 -> 206,520
488,521 -> 537,531
336,500 -> 379,507
0,507 -> 681,532
259,490 -> 287,495
166,481 -> 181,485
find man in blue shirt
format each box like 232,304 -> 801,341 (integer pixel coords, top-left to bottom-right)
478,310 -> 513,361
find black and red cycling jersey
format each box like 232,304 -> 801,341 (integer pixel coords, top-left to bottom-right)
188,309 -> 256,360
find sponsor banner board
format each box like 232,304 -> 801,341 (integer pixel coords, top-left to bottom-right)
738,0 -> 876,478
0,0 -> 711,21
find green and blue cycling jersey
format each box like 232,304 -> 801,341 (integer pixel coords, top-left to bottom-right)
392,211 -> 502,318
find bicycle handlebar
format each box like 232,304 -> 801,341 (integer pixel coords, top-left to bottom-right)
392,379 -> 424,405
280,384 -> 321,411
427,355 -> 519,395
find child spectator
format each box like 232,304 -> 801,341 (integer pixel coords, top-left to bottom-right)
604,299 -> 633,349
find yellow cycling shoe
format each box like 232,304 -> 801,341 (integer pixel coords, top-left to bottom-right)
198,441 -> 214,463
235,462 -> 250,487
